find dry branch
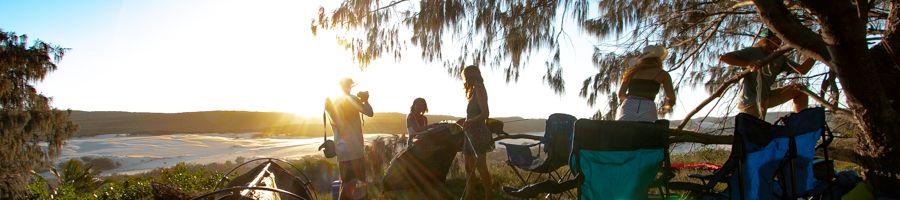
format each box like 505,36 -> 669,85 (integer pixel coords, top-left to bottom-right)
668,129 -> 732,144
797,86 -> 854,116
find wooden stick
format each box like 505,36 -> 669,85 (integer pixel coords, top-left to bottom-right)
668,129 -> 732,144
797,86 -> 854,116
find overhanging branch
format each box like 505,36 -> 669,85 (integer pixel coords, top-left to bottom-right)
753,0 -> 831,64
798,86 -> 854,116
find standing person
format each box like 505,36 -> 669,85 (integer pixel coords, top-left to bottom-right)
406,98 -> 429,145
325,78 -> 374,200
616,45 -> 677,122
719,29 -> 815,118
460,65 -> 494,200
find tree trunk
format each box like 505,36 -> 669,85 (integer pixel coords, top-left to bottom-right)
832,3 -> 900,198
848,1 -> 900,197
856,31 -> 900,200
754,0 -> 900,196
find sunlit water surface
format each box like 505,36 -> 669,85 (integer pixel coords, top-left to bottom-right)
57,132 -> 719,176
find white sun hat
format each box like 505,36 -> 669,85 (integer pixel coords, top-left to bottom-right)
640,45 -> 668,60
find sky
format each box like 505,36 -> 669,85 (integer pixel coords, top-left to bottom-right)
1,0 -> 798,120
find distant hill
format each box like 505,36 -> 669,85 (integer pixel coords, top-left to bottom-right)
68,111 -> 548,137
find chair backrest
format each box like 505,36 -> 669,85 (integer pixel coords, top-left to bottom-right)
544,113 -> 578,158
729,108 -> 826,200
774,107 -> 826,197
571,119 -> 669,200
730,113 -> 785,200
505,143 -> 539,167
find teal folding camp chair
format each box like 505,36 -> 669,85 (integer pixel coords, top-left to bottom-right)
503,119 -> 674,199
570,119 -> 671,200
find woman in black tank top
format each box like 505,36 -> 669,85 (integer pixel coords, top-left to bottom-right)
616,45 -> 677,122
461,65 -> 494,200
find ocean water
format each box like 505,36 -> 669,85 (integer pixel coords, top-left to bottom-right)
57,133 -> 396,176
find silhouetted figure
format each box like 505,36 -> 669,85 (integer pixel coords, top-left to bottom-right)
460,65 -> 495,200
719,29 -> 815,118
325,78 -> 374,200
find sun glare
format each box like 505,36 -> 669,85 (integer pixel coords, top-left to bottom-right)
282,43 -> 363,118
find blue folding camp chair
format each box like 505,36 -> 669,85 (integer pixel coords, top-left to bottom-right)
673,107 -> 834,200
774,107 -> 835,199
498,113 -> 578,197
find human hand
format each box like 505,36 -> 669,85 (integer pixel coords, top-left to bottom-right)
463,118 -> 475,129
746,62 -> 761,72
786,83 -> 805,91
356,91 -> 370,102
659,105 -> 672,115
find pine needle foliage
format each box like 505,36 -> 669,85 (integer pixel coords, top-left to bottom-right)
1,29 -> 78,198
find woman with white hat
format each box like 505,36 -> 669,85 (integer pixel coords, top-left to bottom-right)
615,45 -> 676,122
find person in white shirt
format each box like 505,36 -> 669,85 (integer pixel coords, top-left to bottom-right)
325,78 -> 374,200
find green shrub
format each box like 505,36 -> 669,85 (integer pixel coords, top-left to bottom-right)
26,176 -> 53,200
57,159 -> 104,193
157,162 -> 225,194
93,176 -> 152,200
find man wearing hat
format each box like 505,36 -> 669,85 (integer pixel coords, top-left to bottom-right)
325,78 -> 374,200
719,29 -> 816,118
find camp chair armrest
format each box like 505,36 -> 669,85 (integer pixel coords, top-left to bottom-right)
499,142 -> 542,148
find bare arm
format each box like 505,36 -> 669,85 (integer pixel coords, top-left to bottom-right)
359,101 -> 374,117
617,78 -> 630,103
347,96 -> 374,117
658,71 -> 676,108
720,53 -> 752,68
618,70 -> 634,103
788,58 -> 815,75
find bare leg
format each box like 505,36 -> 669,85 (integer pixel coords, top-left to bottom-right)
766,84 -> 809,112
463,153 -> 477,200
476,153 -> 492,200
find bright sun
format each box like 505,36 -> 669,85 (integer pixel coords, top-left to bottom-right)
282,59 -> 361,118
276,30 -> 366,118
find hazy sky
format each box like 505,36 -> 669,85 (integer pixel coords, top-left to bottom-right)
2,0 -> 792,119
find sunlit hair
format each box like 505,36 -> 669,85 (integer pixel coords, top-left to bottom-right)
462,65 -> 484,99
621,57 -> 663,85
410,98 -> 428,114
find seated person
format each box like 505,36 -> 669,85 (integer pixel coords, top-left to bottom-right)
406,98 -> 429,145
